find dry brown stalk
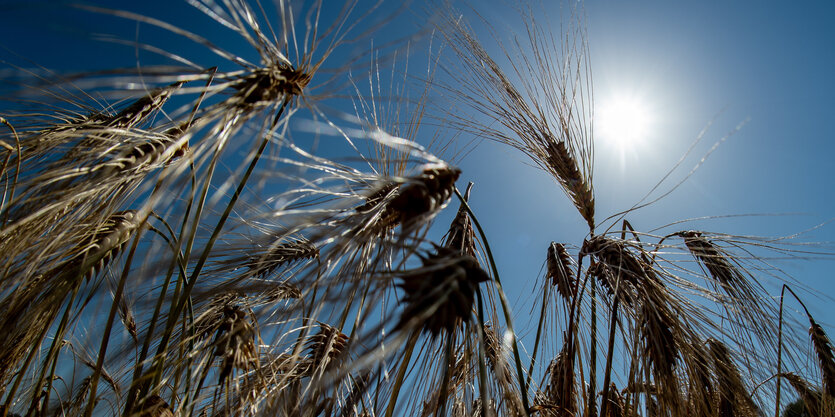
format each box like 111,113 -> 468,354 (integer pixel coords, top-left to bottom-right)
809,317 -> 835,397
546,242 -> 576,302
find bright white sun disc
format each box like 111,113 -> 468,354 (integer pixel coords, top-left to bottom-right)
597,96 -> 652,149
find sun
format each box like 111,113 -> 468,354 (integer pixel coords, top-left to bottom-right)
596,94 -> 653,151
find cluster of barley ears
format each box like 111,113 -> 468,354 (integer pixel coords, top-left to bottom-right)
0,1 -> 832,416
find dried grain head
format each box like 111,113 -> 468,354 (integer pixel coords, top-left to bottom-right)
357,164 -> 461,233
708,338 -> 758,417
546,242 -> 576,301
118,296 -> 138,343
601,382 -> 625,417
245,238 -> 318,279
212,305 -> 259,382
107,82 -> 183,129
195,291 -> 243,340
582,236 -> 649,289
138,394 -> 174,417
678,231 -> 749,300
443,183 -> 477,258
68,210 -> 141,280
685,343 -> 716,416
231,63 -> 312,108
544,139 -> 595,230
437,7 -> 596,231
306,322 -> 350,375
397,246 -> 489,337
809,317 -> 835,397
544,340 -> 576,417
780,372 -> 822,417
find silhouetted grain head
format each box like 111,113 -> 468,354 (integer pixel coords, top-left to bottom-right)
639,298 -> 679,400
780,372 -> 822,417
67,209 -> 141,280
686,343 -> 716,416
601,382 -> 624,417
678,231 -> 749,300
546,242 -> 576,301
443,183 -> 477,258
231,64 -> 312,109
138,394 -> 174,417
708,339 -> 757,417
213,305 -> 259,382
358,164 -> 461,233
809,317 -> 835,397
245,238 -> 318,279
544,340 -> 576,417
397,246 -> 489,337
582,236 -> 648,289
306,322 -> 350,376
588,261 -> 634,307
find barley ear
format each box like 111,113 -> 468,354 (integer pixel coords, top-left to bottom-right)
809,317 -> 835,397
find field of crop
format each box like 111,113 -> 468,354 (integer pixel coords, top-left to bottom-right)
0,1 -> 833,416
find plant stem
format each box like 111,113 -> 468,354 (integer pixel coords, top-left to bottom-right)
453,186 -> 531,415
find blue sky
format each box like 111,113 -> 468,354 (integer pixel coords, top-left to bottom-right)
451,0 -> 835,322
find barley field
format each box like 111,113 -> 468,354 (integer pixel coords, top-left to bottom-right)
0,1 -> 833,416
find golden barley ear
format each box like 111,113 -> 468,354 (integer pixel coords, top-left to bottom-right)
212,305 -> 259,383
443,182 -> 477,258
544,140 -> 595,230
305,322 -> 350,376
546,242 -> 576,302
601,382 -> 625,417
244,238 -> 319,279
68,210 -> 141,281
708,339 -> 759,417
809,317 -> 835,397
543,340 -> 576,417
780,372 -> 822,417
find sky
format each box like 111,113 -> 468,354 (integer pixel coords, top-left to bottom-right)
453,0 -> 835,322
1,0 -> 834,404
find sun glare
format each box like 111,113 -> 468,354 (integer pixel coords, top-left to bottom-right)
596,94 -> 653,151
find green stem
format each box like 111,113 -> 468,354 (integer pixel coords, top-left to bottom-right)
384,332 -> 419,417
435,334 -> 455,417
153,100 -> 288,390
525,283 -> 550,392
588,275 -> 597,417
84,218 -> 147,417
453,187 -> 531,415
475,287 -> 494,417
